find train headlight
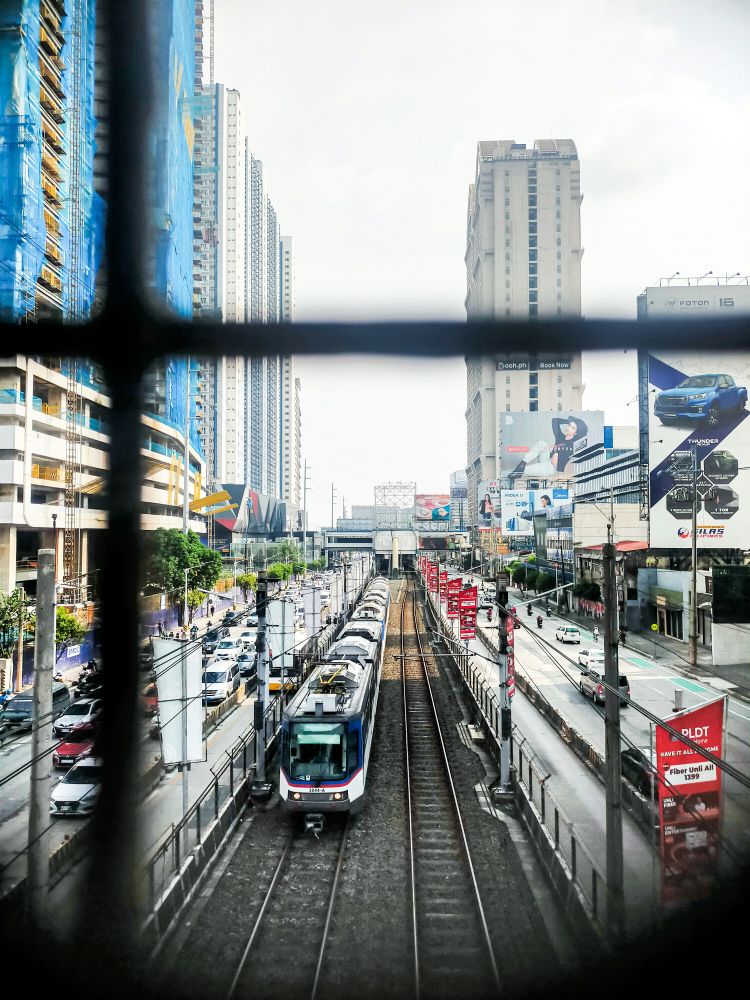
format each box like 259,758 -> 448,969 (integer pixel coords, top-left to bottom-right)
333,792 -> 342,801
293,792 -> 301,800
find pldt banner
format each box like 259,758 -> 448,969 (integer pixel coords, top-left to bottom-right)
447,578 -> 461,619
439,570 -> 448,600
643,350 -> 750,549
656,696 -> 725,908
505,615 -> 515,698
459,586 -> 477,640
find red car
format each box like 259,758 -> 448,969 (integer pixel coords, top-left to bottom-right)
53,734 -> 96,769
141,682 -> 158,716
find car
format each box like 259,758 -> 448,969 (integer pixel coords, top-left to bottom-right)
246,610 -> 258,627
621,747 -> 656,797
237,650 -> 258,681
140,682 -> 158,716
222,609 -> 244,627
0,681 -> 71,730
579,666 -> 630,706
654,373 -> 748,428
213,637 -> 243,659
578,648 -> 606,669
148,713 -> 160,741
53,733 -> 96,769
479,593 -> 494,609
202,663 -> 241,704
52,698 -> 102,738
49,758 -> 104,816
238,628 -> 257,648
202,626 -> 230,655
555,625 -> 581,644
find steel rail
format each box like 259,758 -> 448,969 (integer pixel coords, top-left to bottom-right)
310,814 -> 351,1000
406,577 -> 501,993
401,586 -> 420,999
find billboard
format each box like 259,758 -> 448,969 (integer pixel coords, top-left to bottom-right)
415,494 -> 451,521
449,469 -> 468,499
500,488 -> 570,536
656,697 -> 725,907
152,639 -> 204,765
496,356 -> 572,371
477,480 -> 502,526
419,534 -> 467,551
644,351 -> 750,549
639,285 -> 750,319
498,411 -> 604,483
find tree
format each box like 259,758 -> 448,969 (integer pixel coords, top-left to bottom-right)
512,565 -> 528,589
583,582 -> 601,602
307,558 -> 325,571
142,528 -> 222,596
55,606 -> 86,645
0,590 -> 26,658
237,573 -> 257,602
186,590 -> 205,623
291,560 -> 306,577
266,562 -> 292,582
525,569 -> 539,592
276,539 -> 303,564
535,572 -> 555,595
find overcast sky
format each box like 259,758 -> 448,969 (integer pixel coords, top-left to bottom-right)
215,0 -> 750,528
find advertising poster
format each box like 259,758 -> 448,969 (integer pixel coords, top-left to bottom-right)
655,696 -> 725,908
447,578 -> 461,619
426,561 -> 438,593
505,616 -> 515,699
415,494 -> 451,521
644,351 -> 750,549
477,480 -> 502,525
501,488 -> 570,536
498,411 -> 604,483
419,534 -> 466,551
459,586 -> 477,640
439,570 -> 448,600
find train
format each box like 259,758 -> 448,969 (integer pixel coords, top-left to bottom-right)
279,577 -> 390,822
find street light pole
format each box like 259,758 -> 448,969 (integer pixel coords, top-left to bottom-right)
689,443 -> 699,667
603,524 -> 625,936
182,355 -> 191,534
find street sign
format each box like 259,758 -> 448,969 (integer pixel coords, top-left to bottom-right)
651,623 -> 659,631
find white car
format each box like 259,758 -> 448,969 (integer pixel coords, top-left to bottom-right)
202,663 -> 241,704
50,758 -> 104,816
213,637 -> 244,659
578,648 -> 605,669
52,698 -> 102,738
238,628 -> 257,648
555,625 -> 581,644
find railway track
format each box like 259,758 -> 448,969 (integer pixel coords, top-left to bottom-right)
401,577 -> 500,998
227,817 -> 350,1000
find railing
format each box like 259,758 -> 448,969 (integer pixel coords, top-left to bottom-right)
31,463 -> 63,482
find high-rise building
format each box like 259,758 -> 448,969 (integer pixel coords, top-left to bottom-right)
280,359 -> 302,509
464,139 -> 584,525
280,234 -> 295,322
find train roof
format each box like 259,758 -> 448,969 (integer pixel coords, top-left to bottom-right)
340,621 -> 381,642
284,656 -> 373,720
326,637 -> 378,662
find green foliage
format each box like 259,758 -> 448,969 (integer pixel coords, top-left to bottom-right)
142,529 -> 222,596
266,562 -> 293,581
535,572 -> 555,595
583,582 -> 601,601
186,590 -> 205,622
0,590 -> 26,656
307,559 -> 325,571
291,560 -> 307,576
511,565 -> 527,587
526,553 -> 536,562
55,606 -> 86,645
276,539 -> 303,564
525,569 -> 539,591
237,573 -> 258,601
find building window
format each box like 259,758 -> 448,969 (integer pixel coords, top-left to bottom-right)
529,387 -> 538,399
529,276 -> 537,289
506,403 -> 511,411
556,238 -> 561,246
557,375 -> 562,383
505,266 -> 511,274
529,303 -> 538,318
529,290 -> 538,302
506,376 -> 511,384
529,236 -> 537,248
529,373 -> 538,385
530,400 -> 539,411
505,239 -> 511,248
557,389 -> 562,397
529,249 -> 538,262
506,389 -> 511,398
558,402 -> 563,410
556,224 -> 561,232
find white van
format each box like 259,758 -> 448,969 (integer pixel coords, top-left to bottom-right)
202,663 -> 241,704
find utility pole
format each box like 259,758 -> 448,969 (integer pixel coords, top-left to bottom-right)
28,548 -> 55,923
689,443 -> 699,667
494,571 -> 513,797
180,566 -> 190,815
602,525 -> 625,936
182,356 -> 191,534
253,571 -> 270,786
15,587 -> 26,691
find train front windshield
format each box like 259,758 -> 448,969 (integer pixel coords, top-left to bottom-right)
288,722 -> 347,781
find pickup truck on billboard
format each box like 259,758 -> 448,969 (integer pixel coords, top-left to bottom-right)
654,374 -> 747,428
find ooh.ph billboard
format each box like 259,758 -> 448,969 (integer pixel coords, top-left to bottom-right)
498,411 -> 604,483
500,488 -> 570,536
643,351 -> 750,549
415,494 -> 451,521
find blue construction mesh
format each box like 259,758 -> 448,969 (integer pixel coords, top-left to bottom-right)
60,0 -> 100,318
151,0 -> 194,319
0,0 -> 46,319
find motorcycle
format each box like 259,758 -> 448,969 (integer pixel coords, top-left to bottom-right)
487,608 -> 493,623
190,625 -> 199,641
593,628 -> 600,643
527,605 -> 533,617
545,606 -> 551,617
536,616 -> 543,629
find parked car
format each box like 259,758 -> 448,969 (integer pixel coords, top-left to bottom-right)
479,593 -> 494,610
578,648 -> 606,669
0,682 -> 71,731
52,698 -> 102,738
246,611 -> 258,627
621,746 -> 656,797
238,628 -> 257,648
202,626 -> 230,656
222,609 -> 244,627
579,666 -> 630,706
52,733 -> 96,769
555,625 -> 581,644
50,758 -> 104,816
202,663 -> 241,705
654,373 -> 747,427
